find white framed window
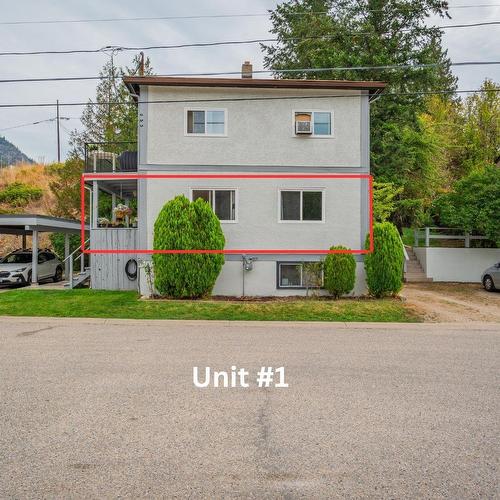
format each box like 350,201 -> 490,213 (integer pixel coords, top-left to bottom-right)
277,262 -> 324,289
185,109 -> 227,136
279,189 -> 325,222
292,110 -> 333,137
191,188 -> 237,222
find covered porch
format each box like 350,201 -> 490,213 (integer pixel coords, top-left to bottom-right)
0,214 -> 89,285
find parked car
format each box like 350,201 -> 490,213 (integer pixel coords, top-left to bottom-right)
481,263 -> 500,292
0,249 -> 63,286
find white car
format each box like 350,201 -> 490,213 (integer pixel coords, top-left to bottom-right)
481,262 -> 500,292
0,249 -> 63,286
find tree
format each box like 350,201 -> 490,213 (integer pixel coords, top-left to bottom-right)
433,165 -> 500,246
458,79 -> 500,174
46,158 -> 84,218
372,181 -> 402,223
262,0 -> 457,226
364,222 -> 404,297
323,246 -> 356,298
69,53 -> 153,157
153,195 -> 225,298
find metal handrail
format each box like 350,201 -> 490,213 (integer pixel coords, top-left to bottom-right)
62,238 -> 90,263
64,239 -> 90,289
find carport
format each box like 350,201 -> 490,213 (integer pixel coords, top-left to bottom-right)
0,214 -> 89,285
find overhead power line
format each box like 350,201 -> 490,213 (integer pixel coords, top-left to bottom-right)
0,88 -> 498,109
1,5 -> 499,25
0,116 -> 75,132
1,61 -> 499,85
0,21 -> 499,57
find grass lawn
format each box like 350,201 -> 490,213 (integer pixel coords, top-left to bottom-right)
0,289 -> 420,322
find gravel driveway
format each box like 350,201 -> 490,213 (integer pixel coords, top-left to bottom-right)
403,283 -> 500,322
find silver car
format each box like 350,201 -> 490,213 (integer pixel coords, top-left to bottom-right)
481,262 -> 500,292
0,249 -> 63,286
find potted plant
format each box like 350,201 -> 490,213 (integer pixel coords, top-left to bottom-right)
97,217 -> 110,228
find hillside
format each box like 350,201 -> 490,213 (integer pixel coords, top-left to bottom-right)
0,163 -> 54,254
0,136 -> 33,167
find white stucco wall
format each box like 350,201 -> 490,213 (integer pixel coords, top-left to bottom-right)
144,86 -> 363,168
414,247 -> 500,282
143,175 -> 363,252
212,261 -> 367,297
138,261 -> 366,297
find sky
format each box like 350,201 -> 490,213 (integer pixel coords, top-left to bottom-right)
0,0 -> 499,163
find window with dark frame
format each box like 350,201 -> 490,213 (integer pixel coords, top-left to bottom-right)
192,189 -> 236,221
277,262 -> 324,288
280,190 -> 323,221
187,110 -> 225,135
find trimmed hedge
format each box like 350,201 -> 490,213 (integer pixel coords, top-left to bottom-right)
152,195 -> 225,298
323,245 -> 356,299
364,222 -> 404,298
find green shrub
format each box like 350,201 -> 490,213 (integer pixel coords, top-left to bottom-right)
364,222 -> 404,298
323,245 -> 356,299
0,182 -> 43,207
152,195 -> 225,298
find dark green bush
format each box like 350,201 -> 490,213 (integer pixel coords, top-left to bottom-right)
364,222 -> 404,298
0,182 -> 43,207
152,195 -> 225,298
323,245 -> 356,299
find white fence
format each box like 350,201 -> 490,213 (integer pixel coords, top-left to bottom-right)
413,247 -> 500,282
414,227 -> 489,248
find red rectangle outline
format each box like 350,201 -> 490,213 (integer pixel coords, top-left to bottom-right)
81,173 -> 374,255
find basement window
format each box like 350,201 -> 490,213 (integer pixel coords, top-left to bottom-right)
191,189 -> 237,222
277,262 -> 324,289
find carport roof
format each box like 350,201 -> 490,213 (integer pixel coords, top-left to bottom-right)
0,214 -> 88,235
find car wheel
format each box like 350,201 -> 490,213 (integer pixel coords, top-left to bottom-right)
54,266 -> 63,282
483,275 -> 496,292
26,270 -> 32,286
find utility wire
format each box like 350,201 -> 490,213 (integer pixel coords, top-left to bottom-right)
0,88 -> 498,109
0,21 -> 499,57
0,116 -> 74,132
1,61 -> 499,85
1,5 -> 499,25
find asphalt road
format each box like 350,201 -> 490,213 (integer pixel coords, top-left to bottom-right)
0,317 -> 498,499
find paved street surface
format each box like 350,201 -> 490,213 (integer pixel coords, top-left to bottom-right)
0,317 -> 498,499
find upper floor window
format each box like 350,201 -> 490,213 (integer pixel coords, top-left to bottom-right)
294,111 -> 333,137
191,189 -> 237,222
279,189 -> 324,222
186,109 -> 226,136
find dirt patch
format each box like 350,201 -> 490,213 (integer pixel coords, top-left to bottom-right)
403,283 -> 500,323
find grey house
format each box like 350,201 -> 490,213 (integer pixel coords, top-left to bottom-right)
86,65 -> 385,296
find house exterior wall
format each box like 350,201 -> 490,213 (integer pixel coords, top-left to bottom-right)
90,229 -> 138,290
131,83 -> 372,297
413,247 -> 500,282
143,86 -> 364,168
142,176 -> 362,251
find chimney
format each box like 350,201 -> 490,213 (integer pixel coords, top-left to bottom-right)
241,60 -> 253,79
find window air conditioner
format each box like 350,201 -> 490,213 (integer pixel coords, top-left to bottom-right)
295,120 -> 312,134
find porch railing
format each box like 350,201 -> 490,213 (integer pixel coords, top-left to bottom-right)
84,141 -> 137,173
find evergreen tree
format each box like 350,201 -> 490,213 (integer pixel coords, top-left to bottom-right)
262,0 -> 457,226
69,53 -> 153,157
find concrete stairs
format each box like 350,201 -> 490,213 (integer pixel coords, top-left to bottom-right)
404,247 -> 433,283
